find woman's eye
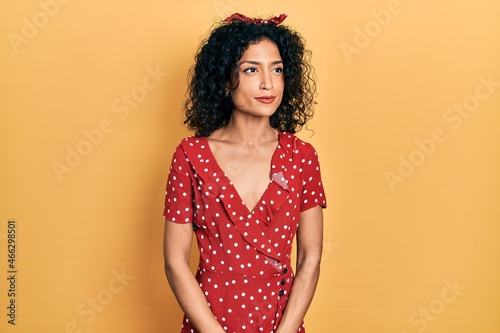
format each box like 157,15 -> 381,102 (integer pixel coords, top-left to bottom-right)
273,67 -> 284,73
243,68 -> 257,73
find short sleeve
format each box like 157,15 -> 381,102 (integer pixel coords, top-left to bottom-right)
163,145 -> 195,224
300,144 -> 327,212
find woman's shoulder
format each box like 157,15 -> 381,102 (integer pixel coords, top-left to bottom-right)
172,135 -> 206,150
167,136 -> 205,162
279,131 -> 318,155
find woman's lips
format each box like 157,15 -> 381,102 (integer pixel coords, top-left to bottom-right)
255,96 -> 276,104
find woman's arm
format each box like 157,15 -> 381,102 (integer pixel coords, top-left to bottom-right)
163,220 -> 225,333
275,205 -> 324,333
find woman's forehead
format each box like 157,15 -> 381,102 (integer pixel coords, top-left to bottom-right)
239,39 -> 281,62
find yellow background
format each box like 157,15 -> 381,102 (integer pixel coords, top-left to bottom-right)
1,0 -> 499,332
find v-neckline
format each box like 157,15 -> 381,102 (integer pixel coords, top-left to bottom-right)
202,132 -> 282,215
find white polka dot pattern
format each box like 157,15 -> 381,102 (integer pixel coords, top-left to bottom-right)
163,131 -> 326,333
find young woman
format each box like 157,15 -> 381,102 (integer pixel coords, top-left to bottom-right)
163,13 -> 327,333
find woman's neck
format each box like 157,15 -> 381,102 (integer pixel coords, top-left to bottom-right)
212,115 -> 278,145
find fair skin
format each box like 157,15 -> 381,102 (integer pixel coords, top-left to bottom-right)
164,38 -> 323,333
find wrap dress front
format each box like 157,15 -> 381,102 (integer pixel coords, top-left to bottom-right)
163,131 -> 327,333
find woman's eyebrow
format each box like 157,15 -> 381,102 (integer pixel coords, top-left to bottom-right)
238,60 -> 283,65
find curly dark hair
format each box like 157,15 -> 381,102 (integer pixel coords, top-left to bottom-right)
183,18 -> 316,137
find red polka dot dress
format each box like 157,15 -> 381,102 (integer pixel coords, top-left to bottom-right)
163,131 -> 327,333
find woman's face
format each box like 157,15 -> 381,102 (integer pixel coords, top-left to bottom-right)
229,38 -> 284,119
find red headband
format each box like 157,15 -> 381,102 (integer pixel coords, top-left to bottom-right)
224,13 -> 287,25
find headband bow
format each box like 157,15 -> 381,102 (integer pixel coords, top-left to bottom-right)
224,13 -> 287,25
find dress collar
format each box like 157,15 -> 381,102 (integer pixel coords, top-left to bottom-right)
180,131 -> 298,261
